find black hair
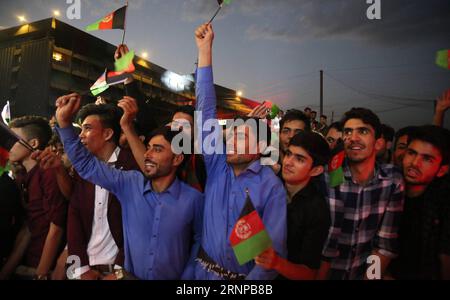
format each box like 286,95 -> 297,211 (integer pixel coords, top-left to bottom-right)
9,116 -> 52,150
280,109 -> 311,132
394,126 -> 418,149
304,107 -> 312,112
76,104 -> 122,145
381,124 -> 395,142
148,126 -> 189,167
320,115 -> 327,120
289,131 -> 331,167
340,107 -> 382,138
173,105 -> 195,121
407,125 -> 450,165
327,122 -> 342,133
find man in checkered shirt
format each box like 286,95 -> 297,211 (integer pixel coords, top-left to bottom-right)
317,108 -> 405,280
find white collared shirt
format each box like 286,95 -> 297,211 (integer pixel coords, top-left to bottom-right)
77,147 -> 121,277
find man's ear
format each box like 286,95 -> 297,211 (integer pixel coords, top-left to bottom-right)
309,165 -> 324,177
173,153 -> 185,167
437,164 -> 449,178
103,128 -> 114,142
28,138 -> 40,150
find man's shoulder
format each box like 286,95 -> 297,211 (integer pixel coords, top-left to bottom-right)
378,163 -> 404,184
179,180 -> 204,201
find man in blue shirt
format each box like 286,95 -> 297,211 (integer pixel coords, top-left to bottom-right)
54,93 -> 204,280
193,23 -> 287,280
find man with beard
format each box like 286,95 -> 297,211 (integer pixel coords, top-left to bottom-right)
193,23 -> 287,280
317,108 -> 405,280
54,93 -> 204,280
389,125 -> 450,279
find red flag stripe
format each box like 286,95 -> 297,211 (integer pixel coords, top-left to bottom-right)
230,211 -> 265,247
328,150 -> 345,172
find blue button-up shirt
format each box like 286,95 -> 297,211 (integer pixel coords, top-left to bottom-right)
57,126 -> 204,280
194,66 -> 287,280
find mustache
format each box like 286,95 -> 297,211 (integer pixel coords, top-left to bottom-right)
406,165 -> 421,175
346,142 -> 365,148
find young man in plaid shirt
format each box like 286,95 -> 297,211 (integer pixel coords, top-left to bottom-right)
317,108 -> 405,280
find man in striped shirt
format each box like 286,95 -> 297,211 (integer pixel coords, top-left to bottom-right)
317,108 -> 405,280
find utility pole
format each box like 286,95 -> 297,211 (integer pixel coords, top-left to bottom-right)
320,70 -> 324,117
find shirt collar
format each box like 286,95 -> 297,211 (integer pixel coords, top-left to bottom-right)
342,159 -> 385,184
245,159 -> 263,174
107,147 -> 121,165
144,176 -> 181,199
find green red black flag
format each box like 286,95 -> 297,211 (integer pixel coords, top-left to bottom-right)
328,141 -> 345,187
86,5 -> 127,32
229,189 -> 272,265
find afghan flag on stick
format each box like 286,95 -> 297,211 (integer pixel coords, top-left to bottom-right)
209,0 -> 232,24
436,50 -> 450,70
230,189 -> 272,266
86,5 -> 127,32
328,141 -> 345,187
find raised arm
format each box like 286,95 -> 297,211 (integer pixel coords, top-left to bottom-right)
433,90 -> 450,127
118,96 -> 146,173
194,24 -> 227,174
54,94 -> 129,197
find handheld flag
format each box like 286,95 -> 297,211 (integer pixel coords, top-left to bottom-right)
436,50 -> 449,70
230,189 -> 272,265
90,69 -> 133,96
209,0 -> 232,24
90,69 -> 109,96
328,141 -> 345,187
114,49 -> 135,73
86,5 -> 127,32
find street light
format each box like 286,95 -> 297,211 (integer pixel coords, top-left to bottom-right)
17,15 -> 27,23
141,52 -> 148,59
237,90 -> 243,97
53,10 -> 61,17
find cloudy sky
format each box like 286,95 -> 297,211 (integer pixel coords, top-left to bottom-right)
0,0 -> 449,129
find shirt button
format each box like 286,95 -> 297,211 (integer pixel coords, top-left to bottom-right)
153,235 -> 156,238
150,252 -> 154,256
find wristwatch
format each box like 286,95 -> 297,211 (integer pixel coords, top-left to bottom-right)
114,269 -> 124,280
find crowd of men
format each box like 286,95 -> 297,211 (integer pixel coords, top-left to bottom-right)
1,24 -> 449,281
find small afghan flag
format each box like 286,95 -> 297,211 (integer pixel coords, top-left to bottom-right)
230,189 -> 272,266
86,5 -> 127,32
436,50 -> 450,70
0,146 -> 9,176
328,142 -> 345,188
